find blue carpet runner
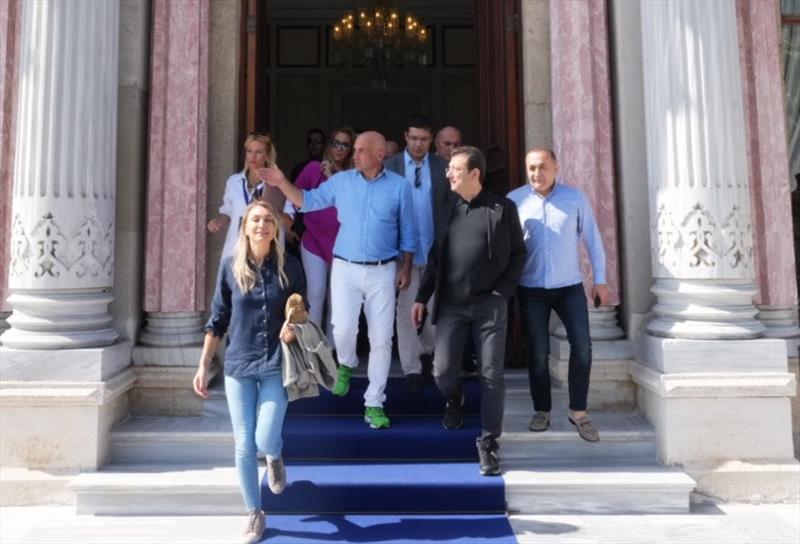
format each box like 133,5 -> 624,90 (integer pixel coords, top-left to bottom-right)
262,515 -> 517,543
261,376 -> 516,542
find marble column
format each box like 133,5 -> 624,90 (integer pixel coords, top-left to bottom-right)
131,0 -> 213,416
0,0 -> 120,350
0,0 -> 135,504
0,0 -> 21,338
634,0 -> 797,501
548,0 -> 632,409
736,0 -> 800,356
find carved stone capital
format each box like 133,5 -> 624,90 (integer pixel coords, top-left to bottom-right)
8,211 -> 114,287
653,202 -> 753,279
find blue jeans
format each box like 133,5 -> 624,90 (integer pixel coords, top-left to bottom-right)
518,283 -> 592,412
225,372 -> 288,510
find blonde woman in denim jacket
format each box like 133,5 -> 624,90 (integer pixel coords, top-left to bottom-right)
193,200 -> 306,543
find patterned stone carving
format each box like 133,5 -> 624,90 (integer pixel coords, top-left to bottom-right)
8,213 -> 29,277
654,205 -> 681,270
720,205 -> 751,270
682,204 -> 717,268
8,212 -> 114,281
654,203 -> 752,273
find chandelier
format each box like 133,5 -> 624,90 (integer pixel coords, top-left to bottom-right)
331,2 -> 430,69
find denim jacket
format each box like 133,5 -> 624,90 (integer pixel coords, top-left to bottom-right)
205,253 -> 306,378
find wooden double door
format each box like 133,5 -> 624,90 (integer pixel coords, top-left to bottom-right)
240,0 -> 523,194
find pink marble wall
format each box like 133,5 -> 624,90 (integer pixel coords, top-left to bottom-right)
0,0 -> 21,313
549,0 -> 620,306
144,0 -> 209,312
737,0 -> 798,307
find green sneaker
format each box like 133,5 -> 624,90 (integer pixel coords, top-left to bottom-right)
364,407 -> 391,429
332,365 -> 352,397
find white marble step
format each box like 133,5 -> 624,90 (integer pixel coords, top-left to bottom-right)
71,464 -> 243,515
110,409 -> 655,464
501,411 -> 656,460
503,458 -> 695,515
71,458 -> 693,516
110,416 -> 233,464
202,370 -> 572,417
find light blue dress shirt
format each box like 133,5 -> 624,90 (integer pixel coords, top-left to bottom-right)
300,167 -> 416,262
403,150 -> 434,266
507,182 -> 606,289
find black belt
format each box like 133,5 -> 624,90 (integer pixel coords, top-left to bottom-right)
334,255 -> 396,266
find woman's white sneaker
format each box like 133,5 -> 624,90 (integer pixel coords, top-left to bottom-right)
267,457 -> 287,494
242,509 -> 265,543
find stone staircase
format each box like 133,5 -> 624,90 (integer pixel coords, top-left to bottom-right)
70,369 -> 695,516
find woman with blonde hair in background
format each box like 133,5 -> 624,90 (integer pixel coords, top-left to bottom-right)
194,200 -> 306,543
283,126 -> 355,345
208,132 -> 288,262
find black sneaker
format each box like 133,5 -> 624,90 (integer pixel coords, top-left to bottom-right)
405,373 -> 423,394
443,393 -> 465,430
476,438 -> 501,476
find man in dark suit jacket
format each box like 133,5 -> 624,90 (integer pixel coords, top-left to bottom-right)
412,145 -> 526,476
385,115 -> 449,394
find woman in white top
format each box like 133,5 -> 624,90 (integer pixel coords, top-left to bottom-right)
209,133 -> 287,261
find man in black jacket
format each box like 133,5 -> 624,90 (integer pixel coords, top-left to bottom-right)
412,146 -> 526,476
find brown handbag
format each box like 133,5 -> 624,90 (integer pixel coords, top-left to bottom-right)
284,293 -> 308,324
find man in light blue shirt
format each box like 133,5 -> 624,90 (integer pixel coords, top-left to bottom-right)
261,131 -> 415,430
385,115 -> 449,393
507,147 -> 609,443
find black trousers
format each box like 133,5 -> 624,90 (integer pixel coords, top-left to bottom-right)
433,294 -> 507,442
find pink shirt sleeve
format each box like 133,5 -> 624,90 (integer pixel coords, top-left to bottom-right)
295,161 -> 324,191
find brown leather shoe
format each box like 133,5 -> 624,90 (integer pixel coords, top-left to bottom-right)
569,416 -> 599,442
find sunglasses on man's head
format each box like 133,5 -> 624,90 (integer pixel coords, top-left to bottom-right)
329,139 -> 352,150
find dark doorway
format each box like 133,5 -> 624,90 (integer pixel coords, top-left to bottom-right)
239,0 -> 523,194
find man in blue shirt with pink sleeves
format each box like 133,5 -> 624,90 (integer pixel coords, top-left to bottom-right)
261,131 -> 416,430
507,147 -> 609,442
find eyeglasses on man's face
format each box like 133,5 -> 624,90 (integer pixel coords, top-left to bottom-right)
307,137 -> 325,145
330,139 -> 352,150
445,165 -> 469,174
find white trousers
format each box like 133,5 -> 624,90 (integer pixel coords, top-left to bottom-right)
395,265 -> 435,374
300,245 -> 335,350
330,259 -> 397,408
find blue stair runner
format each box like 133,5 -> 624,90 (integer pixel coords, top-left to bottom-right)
259,376 -> 516,542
